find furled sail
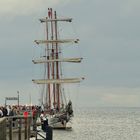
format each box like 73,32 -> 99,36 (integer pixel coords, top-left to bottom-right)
32,58 -> 83,64
34,39 -> 79,45
40,18 -> 72,23
32,78 -> 84,84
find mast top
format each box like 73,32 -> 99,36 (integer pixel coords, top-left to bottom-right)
40,8 -> 72,23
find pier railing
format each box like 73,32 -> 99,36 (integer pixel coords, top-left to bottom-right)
0,115 -> 32,140
0,115 -> 51,140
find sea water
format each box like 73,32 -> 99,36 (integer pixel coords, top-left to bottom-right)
53,107 -> 140,140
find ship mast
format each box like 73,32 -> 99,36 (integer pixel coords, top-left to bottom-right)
54,11 -> 60,110
45,12 -> 51,109
50,8 -> 56,109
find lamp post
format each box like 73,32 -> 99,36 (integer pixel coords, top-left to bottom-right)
17,91 -> 19,107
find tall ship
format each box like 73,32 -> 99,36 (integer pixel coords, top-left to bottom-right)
32,8 -> 84,129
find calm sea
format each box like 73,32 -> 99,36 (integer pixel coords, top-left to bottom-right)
53,107 -> 140,140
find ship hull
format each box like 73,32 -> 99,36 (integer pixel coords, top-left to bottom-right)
48,113 -> 72,129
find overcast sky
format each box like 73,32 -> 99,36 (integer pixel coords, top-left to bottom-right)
0,0 -> 140,107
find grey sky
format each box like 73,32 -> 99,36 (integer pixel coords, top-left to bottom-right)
0,0 -> 140,107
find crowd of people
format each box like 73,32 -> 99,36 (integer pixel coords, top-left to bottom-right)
0,105 -> 41,118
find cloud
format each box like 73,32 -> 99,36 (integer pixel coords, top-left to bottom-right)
0,0 -> 71,16
120,0 -> 140,17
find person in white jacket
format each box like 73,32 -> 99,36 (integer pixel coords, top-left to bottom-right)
0,107 -> 3,117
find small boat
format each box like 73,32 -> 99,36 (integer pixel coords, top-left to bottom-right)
32,8 -> 84,129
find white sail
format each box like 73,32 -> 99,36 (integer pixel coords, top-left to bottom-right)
32,78 -> 84,84
40,18 -> 72,23
34,39 -> 79,44
32,58 -> 83,64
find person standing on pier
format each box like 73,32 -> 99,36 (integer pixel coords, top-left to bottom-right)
32,106 -> 37,131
